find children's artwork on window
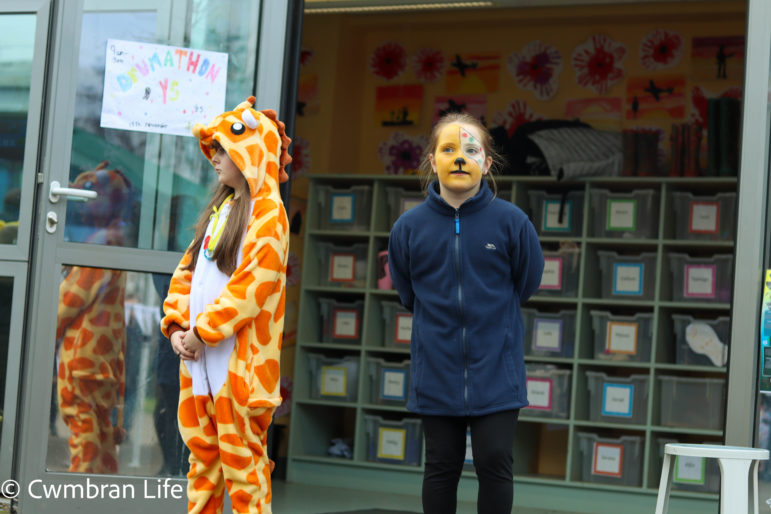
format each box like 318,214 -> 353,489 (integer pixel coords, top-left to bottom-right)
286,250 -> 301,287
690,85 -> 742,127
300,48 -> 314,68
377,131 -> 429,175
446,52 -> 500,94
507,40 -> 563,101
273,376 -> 293,418
571,34 -> 627,95
370,41 -> 408,80
626,75 -> 686,120
490,99 -> 543,138
565,97 -> 622,131
692,36 -> 745,80
297,74 -> 319,116
639,29 -> 684,71
432,95 -> 487,123
413,47 -> 445,83
290,136 -> 310,178
375,85 -> 423,127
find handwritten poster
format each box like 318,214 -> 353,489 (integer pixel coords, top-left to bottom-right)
101,39 -> 228,137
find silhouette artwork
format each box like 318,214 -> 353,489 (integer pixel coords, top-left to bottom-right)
382,106 -> 414,127
438,98 -> 467,118
450,54 -> 478,77
716,44 -> 734,79
644,79 -> 674,101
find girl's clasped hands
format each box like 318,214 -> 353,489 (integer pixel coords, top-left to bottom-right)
170,330 -> 205,361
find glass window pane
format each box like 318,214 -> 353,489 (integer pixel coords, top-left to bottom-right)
0,14 -> 36,246
64,1 -> 259,251
0,276 -> 14,453
48,267 -> 188,477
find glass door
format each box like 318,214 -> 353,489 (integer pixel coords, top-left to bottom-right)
14,1 -> 293,512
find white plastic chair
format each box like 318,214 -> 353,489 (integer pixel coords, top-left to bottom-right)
655,443 -> 769,514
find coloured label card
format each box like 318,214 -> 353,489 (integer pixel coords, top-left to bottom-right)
606,321 -> 638,354
533,319 -> 563,351
613,263 -> 644,296
602,383 -> 634,417
606,199 -> 637,231
684,264 -> 716,298
526,378 -> 553,409
689,201 -> 720,234
330,193 -> 354,223
401,197 -> 423,215
395,313 -> 413,344
382,369 -> 407,400
539,257 -> 563,290
321,366 -> 347,396
101,39 -> 228,137
330,253 -> 355,282
377,427 -> 406,460
592,443 -> 623,477
543,200 -> 572,232
674,456 -> 706,484
333,309 -> 359,339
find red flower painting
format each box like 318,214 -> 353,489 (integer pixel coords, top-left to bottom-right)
300,48 -> 314,67
413,47 -> 445,83
572,34 -> 627,95
507,40 -> 563,100
370,41 -> 408,80
377,131 -> 429,174
640,29 -> 683,71
491,100 -> 543,138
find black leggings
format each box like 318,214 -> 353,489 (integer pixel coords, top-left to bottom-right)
421,409 -> 519,514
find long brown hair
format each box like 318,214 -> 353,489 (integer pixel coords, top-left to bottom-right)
418,112 -> 502,196
183,178 -> 251,276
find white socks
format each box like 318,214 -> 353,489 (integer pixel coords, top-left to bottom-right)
685,322 -> 727,367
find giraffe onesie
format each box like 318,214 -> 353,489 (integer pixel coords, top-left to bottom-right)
161,96 -> 290,514
56,165 -> 131,474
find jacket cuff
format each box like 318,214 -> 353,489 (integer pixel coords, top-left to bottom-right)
167,323 -> 184,336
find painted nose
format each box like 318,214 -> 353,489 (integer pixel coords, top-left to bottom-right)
454,157 -> 465,167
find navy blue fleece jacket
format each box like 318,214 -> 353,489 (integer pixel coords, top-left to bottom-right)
388,180 -> 544,416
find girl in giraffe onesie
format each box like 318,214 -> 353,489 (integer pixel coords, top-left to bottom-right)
161,96 -> 291,514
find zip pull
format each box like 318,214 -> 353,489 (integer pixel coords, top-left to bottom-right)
455,212 -> 460,235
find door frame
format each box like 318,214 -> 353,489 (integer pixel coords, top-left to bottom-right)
14,0 -> 296,512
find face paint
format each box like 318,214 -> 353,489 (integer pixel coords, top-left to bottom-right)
432,123 -> 488,197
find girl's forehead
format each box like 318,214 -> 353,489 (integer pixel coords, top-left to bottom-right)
438,122 -> 483,145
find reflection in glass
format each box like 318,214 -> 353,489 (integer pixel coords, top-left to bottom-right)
64,1 -> 260,252
0,14 -> 36,245
49,268 -> 188,476
0,277 -> 13,451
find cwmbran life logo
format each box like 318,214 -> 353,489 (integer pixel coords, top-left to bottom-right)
1,478 -> 185,500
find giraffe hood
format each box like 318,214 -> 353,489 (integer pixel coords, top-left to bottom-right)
192,96 -> 292,199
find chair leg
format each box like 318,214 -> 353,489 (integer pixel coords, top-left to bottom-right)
655,454 -> 674,514
717,458 -> 752,514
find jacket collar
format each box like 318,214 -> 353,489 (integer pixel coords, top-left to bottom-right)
426,179 -> 493,215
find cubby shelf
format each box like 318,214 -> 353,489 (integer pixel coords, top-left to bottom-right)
287,174 -> 736,511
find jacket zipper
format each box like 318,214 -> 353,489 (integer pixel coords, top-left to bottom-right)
454,210 -> 470,414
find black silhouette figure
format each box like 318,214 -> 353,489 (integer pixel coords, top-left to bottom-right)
439,98 -> 467,118
632,96 -> 640,119
450,54 -> 478,77
716,44 -> 735,79
382,106 -> 413,127
644,80 -> 674,102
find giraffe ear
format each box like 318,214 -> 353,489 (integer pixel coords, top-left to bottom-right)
192,123 -> 208,139
241,109 -> 259,129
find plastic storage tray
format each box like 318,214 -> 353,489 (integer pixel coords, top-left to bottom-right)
656,438 -> 720,493
668,253 -> 733,303
577,432 -> 643,486
386,187 -> 424,227
590,310 -> 653,362
367,357 -> 410,406
521,308 -> 576,358
319,298 -> 364,344
381,300 -> 412,347
590,188 -> 659,239
597,251 -> 657,300
671,191 -> 736,241
364,415 -> 423,466
524,365 -> 572,419
316,242 -> 368,288
671,314 -> 730,367
586,371 -> 649,425
307,353 -> 359,401
658,376 -> 726,430
316,185 -> 372,231
538,248 -> 580,297
528,190 -> 585,237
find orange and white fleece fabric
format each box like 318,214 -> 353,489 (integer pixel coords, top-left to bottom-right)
56,266 -> 126,474
161,97 -> 290,514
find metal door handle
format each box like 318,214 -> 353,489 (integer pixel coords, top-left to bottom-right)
49,181 -> 97,203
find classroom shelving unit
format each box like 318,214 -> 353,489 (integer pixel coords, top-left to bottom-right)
287,173 -> 736,513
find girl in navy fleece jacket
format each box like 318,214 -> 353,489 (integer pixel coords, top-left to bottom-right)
388,113 -> 544,514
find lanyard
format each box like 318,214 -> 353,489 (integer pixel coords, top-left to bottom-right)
203,194 -> 234,260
